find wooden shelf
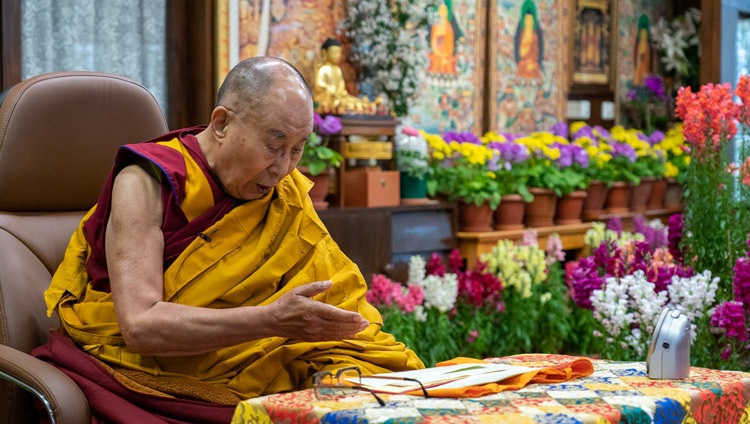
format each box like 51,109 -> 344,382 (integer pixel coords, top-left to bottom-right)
457,206 -> 683,270
457,222 -> 593,269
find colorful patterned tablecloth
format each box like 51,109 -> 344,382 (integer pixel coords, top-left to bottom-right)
231,354 -> 750,423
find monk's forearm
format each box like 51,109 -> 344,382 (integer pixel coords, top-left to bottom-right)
120,302 -> 277,356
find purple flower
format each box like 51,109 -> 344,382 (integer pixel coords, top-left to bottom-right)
444,131 -> 481,145
645,75 -> 667,99
488,141 -> 529,164
711,301 -> 748,342
572,125 -> 595,141
592,126 -> 611,141
610,141 -> 638,162
315,114 -> 342,135
549,122 -> 569,139
566,257 -> 604,309
606,217 -> 623,235
649,130 -> 665,145
734,257 -> 750,313
633,216 -> 668,250
667,214 -> 684,262
626,89 -> 638,101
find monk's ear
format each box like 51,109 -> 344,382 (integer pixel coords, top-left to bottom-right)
210,106 -> 231,140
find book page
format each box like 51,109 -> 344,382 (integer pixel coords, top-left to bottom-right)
355,363 -> 540,394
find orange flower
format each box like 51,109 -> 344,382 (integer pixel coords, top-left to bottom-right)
676,83 -> 740,160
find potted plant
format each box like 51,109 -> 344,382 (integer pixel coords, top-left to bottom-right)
516,132 -> 588,227
610,125 -> 665,212
423,131 -> 502,232
395,126 -> 430,203
298,113 -> 344,209
482,131 -> 532,230
571,122 -> 615,217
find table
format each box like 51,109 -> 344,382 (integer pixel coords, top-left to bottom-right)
231,354 -> 750,423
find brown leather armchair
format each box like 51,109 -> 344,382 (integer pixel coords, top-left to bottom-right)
0,72 -> 169,423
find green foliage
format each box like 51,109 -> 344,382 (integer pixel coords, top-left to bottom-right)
298,132 -> 343,176
526,161 -> 588,196
682,147 -> 750,300
606,155 -> 641,185
427,163 -> 502,209
395,149 -> 430,179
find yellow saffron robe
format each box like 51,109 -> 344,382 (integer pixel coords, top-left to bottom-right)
44,137 -> 423,399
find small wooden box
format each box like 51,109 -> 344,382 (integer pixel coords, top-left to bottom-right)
343,168 -> 400,207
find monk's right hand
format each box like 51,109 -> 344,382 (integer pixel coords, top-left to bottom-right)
267,280 -> 370,342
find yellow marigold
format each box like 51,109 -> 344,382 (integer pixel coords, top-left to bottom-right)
482,131 -> 506,143
570,121 -> 587,134
665,161 -> 679,178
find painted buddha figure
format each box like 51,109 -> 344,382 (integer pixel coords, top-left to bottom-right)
514,0 -> 543,80
633,15 -> 652,86
428,3 -> 458,75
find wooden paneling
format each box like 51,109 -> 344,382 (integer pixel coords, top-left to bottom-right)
0,0 -> 21,90
166,0 -> 215,129
700,0 -> 721,84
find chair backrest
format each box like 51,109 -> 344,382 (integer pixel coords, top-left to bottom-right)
0,71 -> 169,423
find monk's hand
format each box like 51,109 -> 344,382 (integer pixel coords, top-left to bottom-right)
269,280 -> 370,342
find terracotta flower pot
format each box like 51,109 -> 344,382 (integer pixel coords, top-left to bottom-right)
664,177 -> 684,210
582,180 -> 608,219
525,187 -> 557,228
458,200 -> 493,232
647,178 -> 667,210
555,190 -> 587,225
629,177 -> 655,213
493,194 -> 526,231
300,167 -> 332,210
606,181 -> 631,214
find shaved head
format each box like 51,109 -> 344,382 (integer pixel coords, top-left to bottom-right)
216,56 -> 311,114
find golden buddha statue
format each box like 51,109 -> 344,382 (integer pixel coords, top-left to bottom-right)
313,38 -> 361,114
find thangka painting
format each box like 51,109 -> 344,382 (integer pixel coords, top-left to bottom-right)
215,0 -> 356,95
403,0 -> 486,135
616,0 -> 667,100
488,0 -> 568,133
572,0 -> 614,88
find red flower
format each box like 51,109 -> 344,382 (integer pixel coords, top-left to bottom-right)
676,83 -> 740,160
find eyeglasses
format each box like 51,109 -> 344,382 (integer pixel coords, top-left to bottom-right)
313,366 -> 430,407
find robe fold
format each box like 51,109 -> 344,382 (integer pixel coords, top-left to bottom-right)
39,128 -> 423,405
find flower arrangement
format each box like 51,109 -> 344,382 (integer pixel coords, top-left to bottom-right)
622,75 -> 674,134
423,131 -> 503,209
675,76 -> 750,297
298,113 -> 343,176
394,126 -> 430,179
651,7 -> 701,91
340,0 -> 438,117
570,122 -> 615,185
588,125 -> 641,185
367,241 -> 577,365
655,123 -> 690,183
480,234 -> 573,354
481,131 -> 532,200
514,130 -> 589,196
610,125 -> 666,180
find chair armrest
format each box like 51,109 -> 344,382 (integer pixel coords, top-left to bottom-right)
0,343 -> 89,424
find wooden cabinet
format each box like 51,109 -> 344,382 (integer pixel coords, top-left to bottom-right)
317,202 -> 456,284
329,116 -> 399,207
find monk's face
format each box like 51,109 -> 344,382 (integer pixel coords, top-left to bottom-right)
214,79 -> 313,201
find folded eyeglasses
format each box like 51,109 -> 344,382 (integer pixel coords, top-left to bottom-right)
313,366 -> 429,407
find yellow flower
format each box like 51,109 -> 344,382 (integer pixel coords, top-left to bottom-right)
665,161 -> 679,178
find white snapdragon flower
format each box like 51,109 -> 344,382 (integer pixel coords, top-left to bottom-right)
417,273 -> 458,313
407,255 -> 426,285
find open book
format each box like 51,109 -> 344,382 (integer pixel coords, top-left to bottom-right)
355,363 -> 541,394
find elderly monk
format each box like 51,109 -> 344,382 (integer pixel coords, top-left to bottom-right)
36,56 -> 423,423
